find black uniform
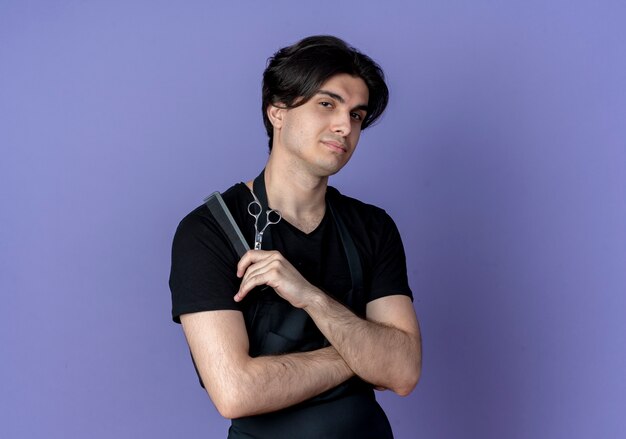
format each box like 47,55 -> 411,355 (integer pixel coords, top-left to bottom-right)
170,182 -> 412,438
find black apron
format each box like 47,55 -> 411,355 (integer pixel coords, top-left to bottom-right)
228,172 -> 393,439
244,170 -> 364,356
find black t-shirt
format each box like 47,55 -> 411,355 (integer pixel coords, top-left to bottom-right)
169,182 -> 412,438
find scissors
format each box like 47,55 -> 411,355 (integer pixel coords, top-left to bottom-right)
248,193 -> 282,250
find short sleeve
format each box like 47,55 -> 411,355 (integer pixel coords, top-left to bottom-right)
169,208 -> 242,323
368,213 -> 413,302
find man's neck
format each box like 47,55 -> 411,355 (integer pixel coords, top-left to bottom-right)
248,156 -> 328,234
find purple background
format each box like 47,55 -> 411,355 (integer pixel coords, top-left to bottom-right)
2,1 -> 625,438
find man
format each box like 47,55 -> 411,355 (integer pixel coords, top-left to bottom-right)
170,35 -> 421,438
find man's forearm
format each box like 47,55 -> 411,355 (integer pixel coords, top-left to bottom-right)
211,346 -> 353,419
238,346 -> 353,416
304,292 -> 421,396
181,311 -> 354,420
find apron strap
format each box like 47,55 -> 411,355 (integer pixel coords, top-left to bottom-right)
327,200 -> 363,307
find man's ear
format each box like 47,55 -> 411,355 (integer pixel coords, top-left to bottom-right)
267,104 -> 286,129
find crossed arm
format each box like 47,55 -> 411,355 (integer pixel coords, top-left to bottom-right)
181,250 -> 421,419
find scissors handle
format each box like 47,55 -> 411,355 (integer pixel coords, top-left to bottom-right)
248,200 -> 262,217
248,196 -> 281,250
265,209 -> 282,225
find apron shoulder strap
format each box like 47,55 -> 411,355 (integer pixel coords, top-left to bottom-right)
326,187 -> 364,308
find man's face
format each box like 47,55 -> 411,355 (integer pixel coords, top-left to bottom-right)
270,73 -> 369,177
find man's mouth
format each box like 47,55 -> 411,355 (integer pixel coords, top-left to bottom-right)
321,140 -> 347,153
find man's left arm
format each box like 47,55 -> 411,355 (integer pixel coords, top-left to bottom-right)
235,250 -> 422,396
304,292 -> 421,396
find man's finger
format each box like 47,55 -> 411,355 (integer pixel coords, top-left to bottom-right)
237,249 -> 282,275
234,269 -> 271,302
237,249 -> 271,277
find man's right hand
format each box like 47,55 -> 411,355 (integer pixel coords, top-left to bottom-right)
234,249 -> 322,309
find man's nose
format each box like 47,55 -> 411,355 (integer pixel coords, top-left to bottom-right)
331,111 -> 352,137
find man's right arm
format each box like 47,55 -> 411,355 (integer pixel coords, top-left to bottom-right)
181,309 -> 354,419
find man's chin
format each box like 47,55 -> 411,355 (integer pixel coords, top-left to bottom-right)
319,162 -> 349,178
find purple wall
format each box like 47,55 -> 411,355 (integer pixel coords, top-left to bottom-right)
2,1 -> 625,438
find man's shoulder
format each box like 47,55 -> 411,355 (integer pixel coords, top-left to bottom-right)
326,186 -> 400,241
221,181 -> 250,204
327,186 -> 390,221
176,182 -> 250,235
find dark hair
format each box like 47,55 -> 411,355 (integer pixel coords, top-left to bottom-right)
262,35 -> 389,151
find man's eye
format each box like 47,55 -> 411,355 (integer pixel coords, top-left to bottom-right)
351,112 -> 363,121
319,101 -> 333,108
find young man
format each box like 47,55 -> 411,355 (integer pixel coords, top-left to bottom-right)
170,35 -> 421,438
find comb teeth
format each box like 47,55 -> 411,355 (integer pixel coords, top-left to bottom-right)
204,192 -> 249,258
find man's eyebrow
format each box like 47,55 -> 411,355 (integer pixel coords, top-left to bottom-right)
317,90 -> 369,112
